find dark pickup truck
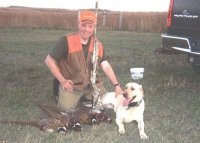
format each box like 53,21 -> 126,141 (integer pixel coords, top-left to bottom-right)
161,0 -> 200,72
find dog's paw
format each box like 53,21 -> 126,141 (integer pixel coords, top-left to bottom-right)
118,129 -> 125,135
140,133 -> 148,140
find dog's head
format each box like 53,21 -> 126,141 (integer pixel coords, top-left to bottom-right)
122,82 -> 144,107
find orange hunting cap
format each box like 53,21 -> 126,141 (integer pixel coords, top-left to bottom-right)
79,10 -> 97,23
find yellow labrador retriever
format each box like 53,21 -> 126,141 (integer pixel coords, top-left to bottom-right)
101,82 -> 148,140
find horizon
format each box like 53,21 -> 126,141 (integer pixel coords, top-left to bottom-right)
0,0 -> 170,12
0,5 -> 168,13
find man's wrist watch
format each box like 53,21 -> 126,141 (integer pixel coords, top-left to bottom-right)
114,83 -> 120,88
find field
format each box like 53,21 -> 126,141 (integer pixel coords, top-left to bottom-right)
0,28 -> 199,143
0,7 -> 167,32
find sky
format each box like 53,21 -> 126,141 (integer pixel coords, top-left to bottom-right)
0,0 -> 170,12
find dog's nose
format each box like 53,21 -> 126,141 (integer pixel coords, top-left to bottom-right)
123,93 -> 128,98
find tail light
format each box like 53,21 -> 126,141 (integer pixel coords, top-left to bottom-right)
167,0 -> 174,27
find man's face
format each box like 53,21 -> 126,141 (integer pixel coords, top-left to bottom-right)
78,21 -> 95,40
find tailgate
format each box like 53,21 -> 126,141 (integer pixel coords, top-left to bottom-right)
172,0 -> 200,29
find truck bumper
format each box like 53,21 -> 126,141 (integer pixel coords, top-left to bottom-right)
161,34 -> 200,55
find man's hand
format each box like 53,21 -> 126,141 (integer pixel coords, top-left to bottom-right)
115,85 -> 123,97
61,80 -> 74,92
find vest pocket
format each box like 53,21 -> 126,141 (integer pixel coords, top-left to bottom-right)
71,70 -> 89,90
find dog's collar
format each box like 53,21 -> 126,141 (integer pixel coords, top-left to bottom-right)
126,99 -> 143,110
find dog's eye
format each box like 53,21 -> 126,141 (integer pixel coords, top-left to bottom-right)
131,87 -> 135,90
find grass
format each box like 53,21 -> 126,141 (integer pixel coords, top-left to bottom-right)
0,28 -> 199,143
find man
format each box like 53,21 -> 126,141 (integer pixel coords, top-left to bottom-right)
45,10 -> 123,112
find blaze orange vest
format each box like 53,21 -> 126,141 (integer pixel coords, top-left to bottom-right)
58,33 -> 103,90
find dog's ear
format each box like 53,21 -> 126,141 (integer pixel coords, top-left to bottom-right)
139,85 -> 144,97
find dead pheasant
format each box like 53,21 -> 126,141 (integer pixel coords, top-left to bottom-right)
0,102 -> 112,134
35,102 -> 112,125
70,103 -> 112,125
0,102 -> 81,134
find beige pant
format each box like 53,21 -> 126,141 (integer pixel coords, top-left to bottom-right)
58,85 -> 107,112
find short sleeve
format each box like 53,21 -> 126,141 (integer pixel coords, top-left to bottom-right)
49,36 -> 68,61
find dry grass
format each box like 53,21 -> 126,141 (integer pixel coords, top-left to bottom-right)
0,7 -> 167,32
0,28 -> 199,143
0,7 -> 77,29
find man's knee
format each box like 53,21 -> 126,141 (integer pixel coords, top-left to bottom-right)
58,87 -> 81,112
